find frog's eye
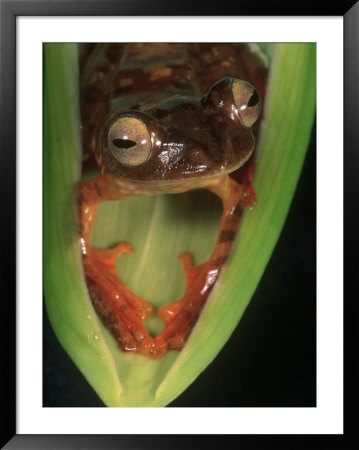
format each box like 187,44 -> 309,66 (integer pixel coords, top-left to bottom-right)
108,116 -> 152,167
232,79 -> 261,127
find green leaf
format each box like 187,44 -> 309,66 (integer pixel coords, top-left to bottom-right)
44,43 -> 316,407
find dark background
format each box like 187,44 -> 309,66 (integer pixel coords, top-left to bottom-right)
43,127 -> 316,408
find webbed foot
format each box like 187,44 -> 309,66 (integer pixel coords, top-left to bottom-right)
157,252 -> 207,324
83,242 -> 155,353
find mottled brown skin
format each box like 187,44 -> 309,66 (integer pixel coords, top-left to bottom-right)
78,43 -> 267,358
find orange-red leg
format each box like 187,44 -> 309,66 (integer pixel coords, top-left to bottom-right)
78,177 -> 156,354
77,172 -> 256,358
87,243 -> 154,320
155,174 -> 253,352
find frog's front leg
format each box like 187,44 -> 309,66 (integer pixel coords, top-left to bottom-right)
156,173 -> 256,350
77,175 -> 155,352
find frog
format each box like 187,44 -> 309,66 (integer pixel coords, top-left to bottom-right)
77,43 -> 267,359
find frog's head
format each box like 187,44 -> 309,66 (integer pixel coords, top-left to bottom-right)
100,77 -> 261,186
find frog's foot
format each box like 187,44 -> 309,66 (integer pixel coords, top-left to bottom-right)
84,245 -> 161,353
157,252 -> 205,324
85,268 -> 154,353
88,241 -> 133,266
156,263 -> 217,351
85,242 -> 155,321
156,252 -> 218,351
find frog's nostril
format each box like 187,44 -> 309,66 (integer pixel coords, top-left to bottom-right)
113,139 -> 137,149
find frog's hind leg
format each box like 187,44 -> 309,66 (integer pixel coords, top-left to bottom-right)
155,259 -> 218,350
156,174 -> 255,351
88,243 -> 155,320
84,244 -> 156,353
78,176 -> 155,353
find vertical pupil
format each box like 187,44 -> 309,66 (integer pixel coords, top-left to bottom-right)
247,90 -> 259,107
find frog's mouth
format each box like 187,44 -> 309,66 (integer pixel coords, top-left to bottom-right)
112,148 -> 254,194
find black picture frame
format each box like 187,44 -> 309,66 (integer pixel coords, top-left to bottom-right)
1,0 -> 357,448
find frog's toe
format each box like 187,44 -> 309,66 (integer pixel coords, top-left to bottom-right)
179,251 -> 207,287
128,293 -> 155,321
178,251 -> 194,271
117,279 -> 155,320
87,242 -> 133,266
157,302 -> 181,324
105,241 -> 133,264
113,241 -> 133,256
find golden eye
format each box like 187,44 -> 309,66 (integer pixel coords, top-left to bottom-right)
232,79 -> 261,127
108,116 -> 152,167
